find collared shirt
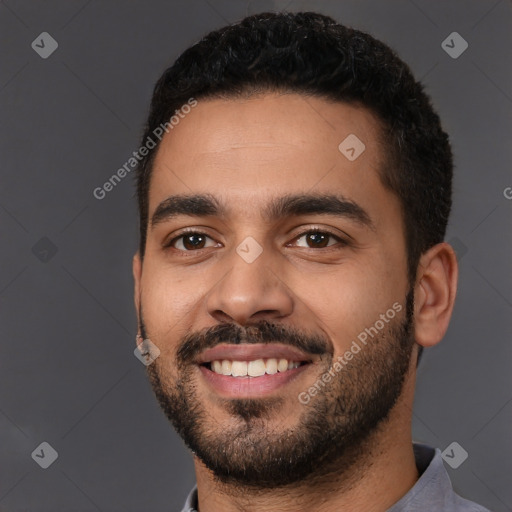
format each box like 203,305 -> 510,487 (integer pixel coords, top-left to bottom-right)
179,443 -> 491,511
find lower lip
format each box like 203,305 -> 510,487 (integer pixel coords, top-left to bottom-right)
198,364 -> 311,397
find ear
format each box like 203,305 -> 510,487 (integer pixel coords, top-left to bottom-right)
413,242 -> 458,348
133,252 -> 142,331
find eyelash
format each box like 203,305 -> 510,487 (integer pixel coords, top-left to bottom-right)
164,227 -> 348,253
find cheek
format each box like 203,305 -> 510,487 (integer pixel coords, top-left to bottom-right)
140,266 -> 202,343
293,255 -> 405,353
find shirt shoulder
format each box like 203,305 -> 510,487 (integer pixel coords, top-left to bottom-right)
387,443 -> 491,512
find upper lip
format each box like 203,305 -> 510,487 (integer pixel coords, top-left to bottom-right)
196,343 -> 317,364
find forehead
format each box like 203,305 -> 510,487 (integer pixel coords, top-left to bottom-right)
149,93 -> 391,221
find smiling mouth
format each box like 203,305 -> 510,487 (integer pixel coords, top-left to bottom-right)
195,343 -> 318,396
201,358 -> 309,377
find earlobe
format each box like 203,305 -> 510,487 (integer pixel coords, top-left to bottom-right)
413,242 -> 458,348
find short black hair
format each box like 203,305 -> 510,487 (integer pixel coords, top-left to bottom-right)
135,11 -> 452,306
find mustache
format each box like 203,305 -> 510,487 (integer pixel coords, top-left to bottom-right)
175,320 -> 331,366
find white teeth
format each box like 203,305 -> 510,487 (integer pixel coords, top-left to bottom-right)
248,359 -> 266,377
265,358 -> 278,374
221,359 -> 232,375
278,358 -> 289,372
208,358 -> 303,376
231,361 -> 248,377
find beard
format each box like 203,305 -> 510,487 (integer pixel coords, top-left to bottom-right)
142,289 -> 415,490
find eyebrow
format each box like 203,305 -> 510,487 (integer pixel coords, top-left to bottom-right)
150,193 -> 375,231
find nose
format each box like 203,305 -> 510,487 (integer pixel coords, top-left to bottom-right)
205,241 -> 294,326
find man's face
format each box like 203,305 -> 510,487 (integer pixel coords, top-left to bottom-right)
134,93 -> 416,487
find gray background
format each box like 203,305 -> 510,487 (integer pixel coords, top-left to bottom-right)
1,0 -> 510,511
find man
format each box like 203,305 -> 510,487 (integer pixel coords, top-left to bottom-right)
132,11 -> 490,512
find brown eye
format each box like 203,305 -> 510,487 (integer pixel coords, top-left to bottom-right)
293,230 -> 344,249
305,232 -> 330,248
169,232 -> 216,251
